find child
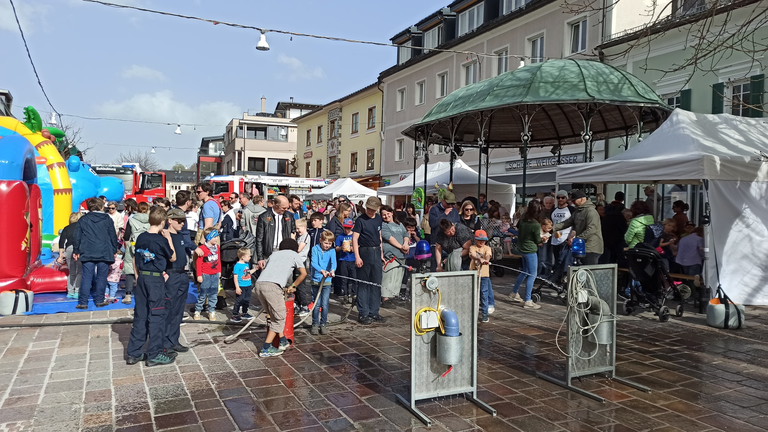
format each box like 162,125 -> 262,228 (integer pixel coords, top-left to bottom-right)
310,231 -> 337,335
295,219 -> 310,312
231,248 -> 257,323
126,207 -> 177,367
540,218 -> 553,243
164,209 -> 190,354
73,198 -> 120,309
296,212 -> 325,317
254,238 -> 307,357
538,218 -> 554,279
335,218 -> 357,304
194,227 -> 221,321
470,230 -> 494,323
105,251 -> 124,302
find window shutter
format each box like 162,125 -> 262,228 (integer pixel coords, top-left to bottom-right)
711,82 -> 725,114
680,89 -> 692,111
749,74 -> 764,118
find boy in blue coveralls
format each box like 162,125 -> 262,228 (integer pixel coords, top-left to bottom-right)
127,207 -> 177,367
335,218 -> 357,305
164,209 -> 190,354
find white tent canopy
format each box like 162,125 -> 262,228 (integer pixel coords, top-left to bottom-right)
378,159 -> 516,209
304,177 -> 377,201
557,110 -> 768,305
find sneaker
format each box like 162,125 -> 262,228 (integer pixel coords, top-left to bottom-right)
523,300 -> 541,310
66,293 -> 76,299
171,344 -> 189,353
193,311 -> 201,320
241,313 -> 254,320
259,346 -> 284,358
75,304 -> 88,309
488,306 -> 495,315
380,299 -> 396,309
371,315 -> 387,324
163,349 -> 178,360
278,340 -> 291,351
510,293 -> 524,303
146,353 -> 175,367
122,294 -> 132,304
297,306 -> 310,317
358,316 -> 373,325
480,314 -> 490,323
95,301 -> 110,308
208,312 -> 216,321
230,315 -> 242,324
126,354 -> 146,365
319,325 -> 328,335
310,325 -> 320,335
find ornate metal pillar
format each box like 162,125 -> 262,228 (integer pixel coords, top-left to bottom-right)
520,114 -> 532,207
580,107 -> 594,163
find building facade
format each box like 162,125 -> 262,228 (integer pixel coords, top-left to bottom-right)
378,0 -> 650,195
221,98 -> 320,177
295,84 -> 383,189
0,89 -> 13,117
162,170 -> 197,198
196,135 -> 225,182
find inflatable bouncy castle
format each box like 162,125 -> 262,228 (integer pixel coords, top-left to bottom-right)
0,107 -> 124,293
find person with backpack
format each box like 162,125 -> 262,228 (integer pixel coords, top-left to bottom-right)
122,201 -> 151,304
625,201 -> 656,249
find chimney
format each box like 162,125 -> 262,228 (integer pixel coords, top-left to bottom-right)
440,8 -> 457,44
290,97 -> 294,103
261,96 -> 266,113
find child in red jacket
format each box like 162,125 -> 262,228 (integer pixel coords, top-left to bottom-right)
194,227 -> 221,321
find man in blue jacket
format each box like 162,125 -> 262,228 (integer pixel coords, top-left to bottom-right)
74,198 -> 120,309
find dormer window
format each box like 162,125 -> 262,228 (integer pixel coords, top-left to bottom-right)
458,3 -> 484,36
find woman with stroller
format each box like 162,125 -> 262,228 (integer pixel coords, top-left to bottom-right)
625,201 -> 655,249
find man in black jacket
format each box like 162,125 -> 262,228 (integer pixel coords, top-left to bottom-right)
73,198 -> 119,308
256,195 -> 295,269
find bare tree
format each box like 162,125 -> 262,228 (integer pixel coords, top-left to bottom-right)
114,150 -> 161,172
172,163 -> 187,171
44,120 -> 94,161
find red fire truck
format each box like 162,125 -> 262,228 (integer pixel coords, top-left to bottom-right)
91,164 -> 166,203
204,174 -> 327,202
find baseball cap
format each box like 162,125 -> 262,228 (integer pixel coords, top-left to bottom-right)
474,229 -> 488,241
365,196 -> 382,210
556,190 -> 569,198
443,191 -> 457,204
167,208 -> 186,220
342,218 -> 355,228
570,190 -> 587,200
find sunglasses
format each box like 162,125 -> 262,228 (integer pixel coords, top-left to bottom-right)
195,190 -> 203,194
464,208 -> 474,211
108,207 -> 116,210
557,196 -> 567,199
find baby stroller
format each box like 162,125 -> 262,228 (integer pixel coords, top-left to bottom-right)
624,243 -> 691,322
220,238 -> 248,292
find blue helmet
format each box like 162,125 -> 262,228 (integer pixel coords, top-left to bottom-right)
415,240 -> 431,260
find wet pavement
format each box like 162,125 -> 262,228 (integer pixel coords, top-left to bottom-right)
1,278 -> 768,432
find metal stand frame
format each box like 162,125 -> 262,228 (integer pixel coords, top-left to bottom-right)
537,264 -> 650,402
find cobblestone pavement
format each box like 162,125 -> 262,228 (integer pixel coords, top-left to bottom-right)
1,278 -> 768,432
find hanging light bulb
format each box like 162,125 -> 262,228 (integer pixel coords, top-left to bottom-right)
49,112 -> 57,125
174,124 -> 182,135
151,147 -> 156,154
256,31 -> 270,51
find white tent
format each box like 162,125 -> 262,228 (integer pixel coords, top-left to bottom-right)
304,177 -> 377,201
557,109 -> 768,305
378,159 -> 516,209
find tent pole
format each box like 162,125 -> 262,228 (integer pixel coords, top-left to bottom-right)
653,184 -> 658,221
478,139 -> 483,201
484,147 -> 490,198
449,143 -> 455,184
660,184 -> 665,219
423,140 -> 429,195
412,139 -> 417,193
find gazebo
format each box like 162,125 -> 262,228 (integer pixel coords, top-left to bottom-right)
401,59 -> 673,201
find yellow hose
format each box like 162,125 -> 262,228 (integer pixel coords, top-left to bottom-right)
414,288 -> 445,335
0,118 -> 72,233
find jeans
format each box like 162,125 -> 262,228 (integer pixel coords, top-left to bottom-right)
64,246 -> 81,296
682,264 -> 702,276
106,282 -> 119,299
233,284 -> 254,315
513,253 -> 538,302
537,243 -> 553,277
195,273 -> 220,312
337,260 -> 357,296
124,273 -> 136,296
311,282 -> 332,325
356,247 -> 382,319
480,277 -> 493,315
79,261 -> 109,306
550,243 -> 572,283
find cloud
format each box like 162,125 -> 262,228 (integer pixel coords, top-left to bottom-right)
277,54 -> 326,81
121,65 -> 167,81
0,2 -> 50,34
96,90 -> 241,126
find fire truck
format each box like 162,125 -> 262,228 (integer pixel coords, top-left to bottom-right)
204,174 -> 328,202
91,163 -> 166,203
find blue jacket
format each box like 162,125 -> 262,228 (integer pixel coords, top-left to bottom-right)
310,244 -> 336,283
429,202 -> 460,233
73,211 -> 119,263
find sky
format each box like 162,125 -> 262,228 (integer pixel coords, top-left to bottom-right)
1,0 -> 443,169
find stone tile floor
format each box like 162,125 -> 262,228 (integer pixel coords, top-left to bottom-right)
1,278 -> 768,431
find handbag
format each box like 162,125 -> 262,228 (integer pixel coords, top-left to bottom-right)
706,286 -> 745,330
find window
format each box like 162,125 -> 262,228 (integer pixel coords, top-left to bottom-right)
329,156 -> 338,175
530,36 -> 544,63
503,0 -> 531,14
367,107 -> 376,130
305,162 -> 311,177
317,125 -> 323,144
666,94 -> 682,109
267,158 -> 288,175
316,159 -> 322,177
464,62 -> 478,86
676,0 -> 706,16
350,152 -> 358,173
397,87 -> 406,111
496,49 -> 509,76
330,119 -> 339,138
437,72 -> 448,98
305,130 -> 311,147
730,81 -> 751,117
416,80 -> 426,105
423,25 -> 443,52
398,43 -> 412,65
351,112 -> 359,134
236,126 -> 244,138
248,157 -> 265,172
366,149 -> 375,171
458,3 -> 484,36
395,139 -> 405,161
570,19 -> 588,54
